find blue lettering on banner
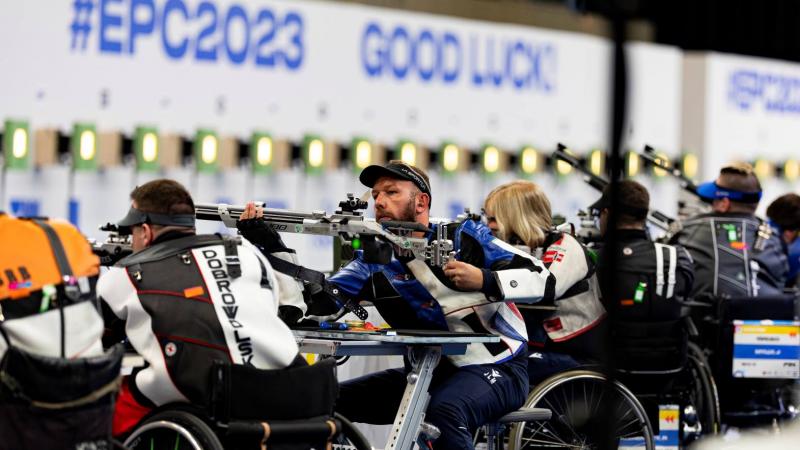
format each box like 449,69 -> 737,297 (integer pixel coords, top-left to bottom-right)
71,0 -> 304,71
360,21 -> 555,93
99,0 -> 123,53
9,199 -> 41,218
728,69 -> 800,114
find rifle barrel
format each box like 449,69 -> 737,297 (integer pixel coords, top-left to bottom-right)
553,146 -> 608,191
555,144 -> 678,230
194,203 -> 318,225
640,145 -> 700,197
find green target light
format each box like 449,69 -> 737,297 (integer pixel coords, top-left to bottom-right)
351,238 -> 362,250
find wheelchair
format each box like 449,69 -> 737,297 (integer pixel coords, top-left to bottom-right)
122,357 -> 372,450
694,293 -> 800,430
612,340 -> 721,447
609,314 -> 722,446
506,368 -> 656,450
0,309 -> 125,450
504,314 -> 722,449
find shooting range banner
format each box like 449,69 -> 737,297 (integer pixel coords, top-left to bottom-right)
682,52 -> 800,210
0,0 -> 680,153
1,0 -> 685,233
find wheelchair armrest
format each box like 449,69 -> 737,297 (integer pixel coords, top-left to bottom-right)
225,416 -> 339,444
684,316 -> 700,338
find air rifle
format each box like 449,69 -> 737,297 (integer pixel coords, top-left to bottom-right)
95,193 -> 456,268
553,143 -> 608,192
195,193 -> 455,267
640,144 -> 703,200
552,143 -> 675,231
90,223 -> 133,266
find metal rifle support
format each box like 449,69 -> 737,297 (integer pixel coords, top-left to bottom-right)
552,143 -> 677,232
427,221 -> 455,267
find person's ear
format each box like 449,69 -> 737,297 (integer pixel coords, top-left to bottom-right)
141,223 -> 155,246
417,193 -> 430,212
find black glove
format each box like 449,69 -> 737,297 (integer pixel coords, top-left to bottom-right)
236,218 -> 291,253
306,287 -> 345,317
296,318 -> 321,329
278,305 -> 304,327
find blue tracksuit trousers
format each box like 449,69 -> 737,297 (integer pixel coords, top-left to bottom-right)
336,351 -> 528,450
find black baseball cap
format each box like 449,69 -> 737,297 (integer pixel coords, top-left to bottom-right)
589,182 -> 649,219
359,162 -> 432,197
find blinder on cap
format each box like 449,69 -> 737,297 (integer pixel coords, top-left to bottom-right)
696,181 -> 762,204
115,206 -> 195,235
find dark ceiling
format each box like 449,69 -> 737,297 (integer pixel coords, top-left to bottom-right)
581,0 -> 800,63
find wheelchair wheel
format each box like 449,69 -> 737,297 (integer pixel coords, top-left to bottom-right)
123,410 -> 224,450
331,412 -> 373,450
507,370 -> 655,450
686,342 -> 721,435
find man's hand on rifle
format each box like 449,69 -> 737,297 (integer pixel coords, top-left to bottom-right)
240,201 -> 264,220
236,201 -> 290,253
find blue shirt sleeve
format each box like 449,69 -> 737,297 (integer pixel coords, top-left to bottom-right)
454,219 -> 515,268
327,251 -> 374,298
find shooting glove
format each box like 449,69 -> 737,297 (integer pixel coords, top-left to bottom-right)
278,304 -> 304,327
236,218 -> 292,253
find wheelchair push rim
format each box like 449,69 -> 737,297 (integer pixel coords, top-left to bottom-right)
122,410 -> 224,450
508,370 -> 655,450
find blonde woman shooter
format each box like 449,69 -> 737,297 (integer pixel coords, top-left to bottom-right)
446,180 -> 607,384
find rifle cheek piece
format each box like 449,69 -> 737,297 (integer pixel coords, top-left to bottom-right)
361,236 -> 394,265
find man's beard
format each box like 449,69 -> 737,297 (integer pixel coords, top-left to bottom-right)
398,197 -> 417,222
377,195 -> 417,223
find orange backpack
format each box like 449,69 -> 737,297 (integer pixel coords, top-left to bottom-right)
0,213 -> 99,302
